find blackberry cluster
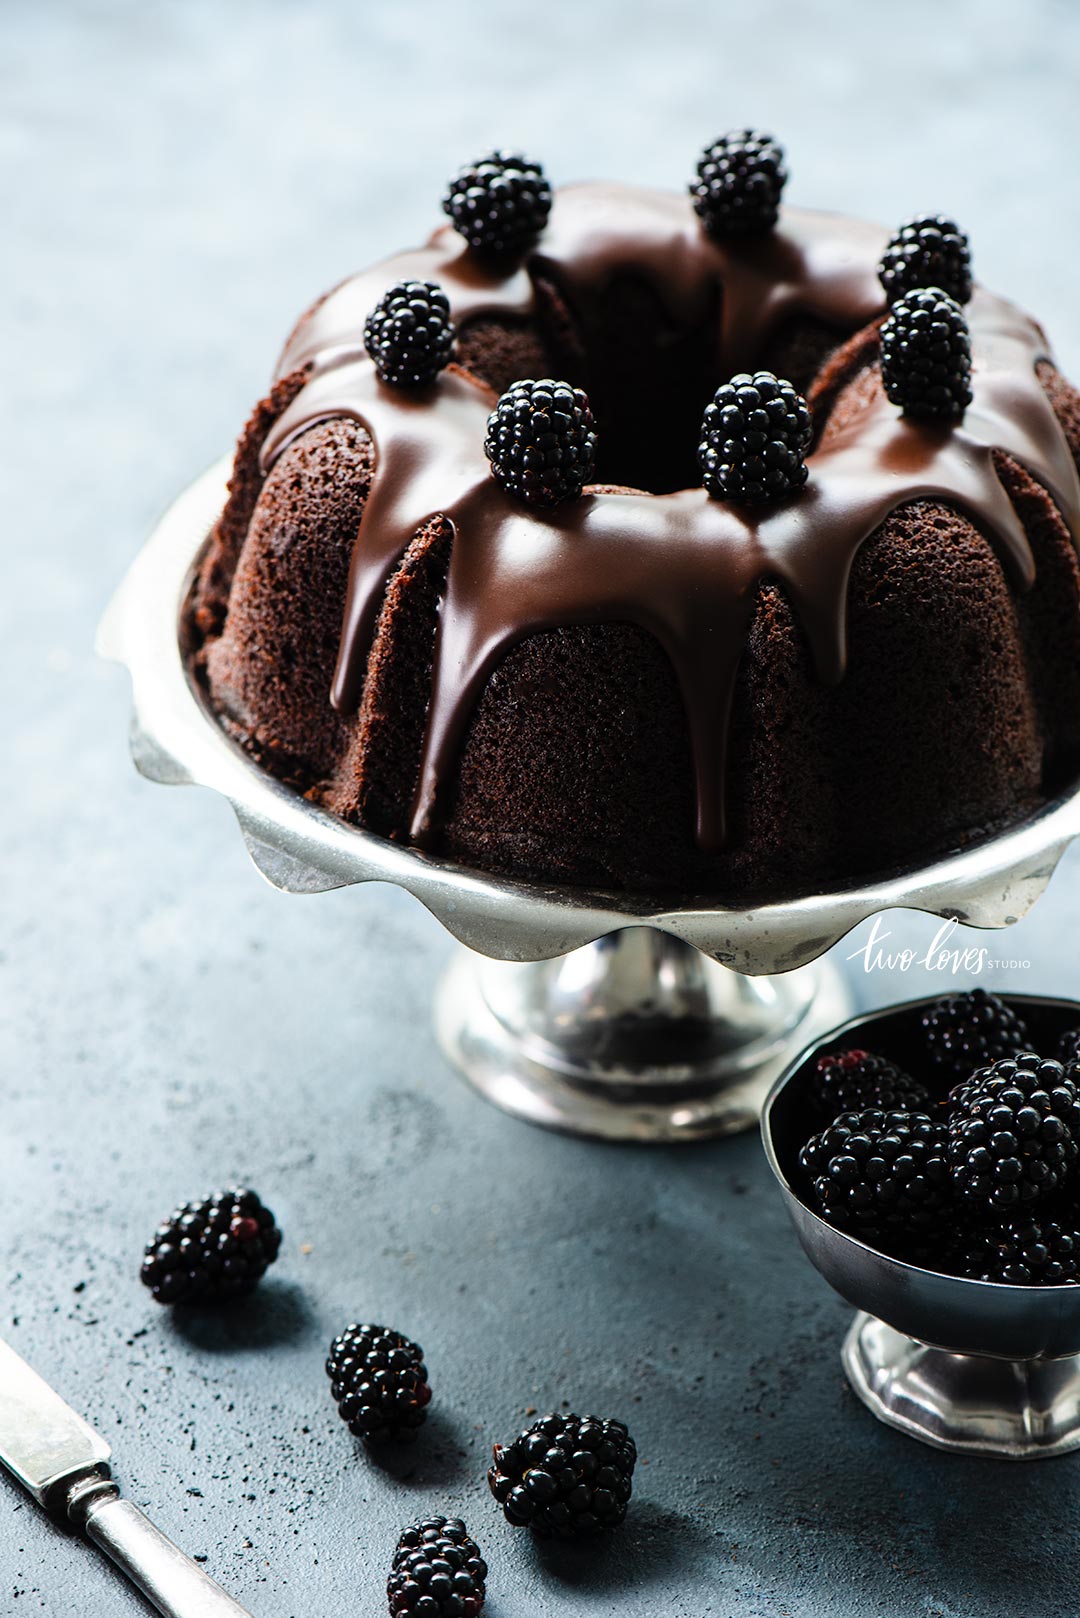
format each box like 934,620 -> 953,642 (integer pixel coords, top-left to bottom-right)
880,288 -> 972,422
799,1109 -> 951,1245
326,1323 -> 432,1442
485,378 -> 596,508
139,1187 -> 281,1306
878,215 -> 972,306
1058,1027 -> 1080,1070
365,280 -> 454,388
797,999 -> 1080,1284
488,1412 -> 636,1539
698,371 -> 811,506
691,130 -> 787,238
947,1054 -> 1080,1214
443,152 -> 551,258
388,1517 -> 487,1618
811,1048 -> 930,1123
946,1214 -> 1080,1285
922,989 -> 1030,1085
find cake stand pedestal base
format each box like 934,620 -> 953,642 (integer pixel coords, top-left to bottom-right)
435,925 -> 852,1141
842,1312 -> 1080,1459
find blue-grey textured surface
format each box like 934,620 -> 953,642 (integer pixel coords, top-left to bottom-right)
3,2 -> 1080,1613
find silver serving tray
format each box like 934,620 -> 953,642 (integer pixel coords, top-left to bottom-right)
97,460 -> 1080,973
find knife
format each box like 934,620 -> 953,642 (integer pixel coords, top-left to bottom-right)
0,1336 -> 254,1616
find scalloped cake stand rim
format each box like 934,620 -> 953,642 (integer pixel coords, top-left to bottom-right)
96,458 -> 1080,972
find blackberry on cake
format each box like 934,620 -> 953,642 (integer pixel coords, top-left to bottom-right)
691,130 -> 787,238
698,371 -> 811,505
139,1187 -> 281,1306
811,1049 -> 930,1122
922,989 -> 1030,1086
326,1323 -> 431,1442
443,151 -> 551,257
878,215 -> 973,305
947,1053 -> 1080,1213
485,378 -> 596,507
388,1516 -> 486,1618
488,1412 -> 636,1539
880,288 -> 972,422
365,280 -> 454,388
799,1109 -> 951,1245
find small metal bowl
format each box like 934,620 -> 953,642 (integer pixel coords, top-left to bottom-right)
762,994 -> 1080,1459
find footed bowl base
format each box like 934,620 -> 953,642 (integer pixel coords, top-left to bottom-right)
843,1311 -> 1080,1459
435,925 -> 853,1142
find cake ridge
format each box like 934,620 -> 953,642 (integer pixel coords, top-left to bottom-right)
258,187 -> 1080,852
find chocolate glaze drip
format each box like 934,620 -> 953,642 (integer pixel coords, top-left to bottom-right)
260,186 -> 1080,852
277,184 -> 887,381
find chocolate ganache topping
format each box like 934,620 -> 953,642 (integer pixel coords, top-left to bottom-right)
259,183 -> 1080,852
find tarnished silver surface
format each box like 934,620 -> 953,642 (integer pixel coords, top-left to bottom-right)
762,996 -> 1080,1457
843,1314 -> 1080,1459
0,1338 -> 254,1615
99,467 -> 1080,1140
435,928 -> 853,1139
0,1337 -> 110,1509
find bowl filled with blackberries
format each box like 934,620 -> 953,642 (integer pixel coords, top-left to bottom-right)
762,989 -> 1080,1459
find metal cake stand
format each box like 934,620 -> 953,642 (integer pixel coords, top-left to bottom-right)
98,462 -> 1080,1142
763,996 -> 1080,1460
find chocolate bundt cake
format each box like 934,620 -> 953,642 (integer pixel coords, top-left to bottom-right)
186,141 -> 1080,900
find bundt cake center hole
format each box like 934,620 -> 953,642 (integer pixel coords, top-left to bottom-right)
527,277 -> 841,496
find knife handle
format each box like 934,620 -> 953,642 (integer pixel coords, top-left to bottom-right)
68,1477 -> 254,1618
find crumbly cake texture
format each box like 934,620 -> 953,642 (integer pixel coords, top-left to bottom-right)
187,178 -> 1080,900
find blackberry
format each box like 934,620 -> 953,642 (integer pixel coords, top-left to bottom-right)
691,130 -> 787,238
947,1214 -> 1080,1285
811,1048 -> 930,1123
878,215 -> 972,306
388,1516 -> 487,1618
326,1323 -> 431,1442
139,1187 -> 281,1305
922,989 -> 1030,1086
488,1412 -> 636,1539
365,280 -> 454,388
442,151 -> 551,258
799,1109 -> 951,1244
880,288 -> 972,422
699,371 -> 811,506
948,1054 -> 1080,1212
1057,1027 -> 1080,1070
485,378 -> 596,508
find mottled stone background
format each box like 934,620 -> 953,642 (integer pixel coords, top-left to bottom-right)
3,2 -> 1080,1613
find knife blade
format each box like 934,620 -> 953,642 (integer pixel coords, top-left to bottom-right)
0,1337 -> 254,1617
